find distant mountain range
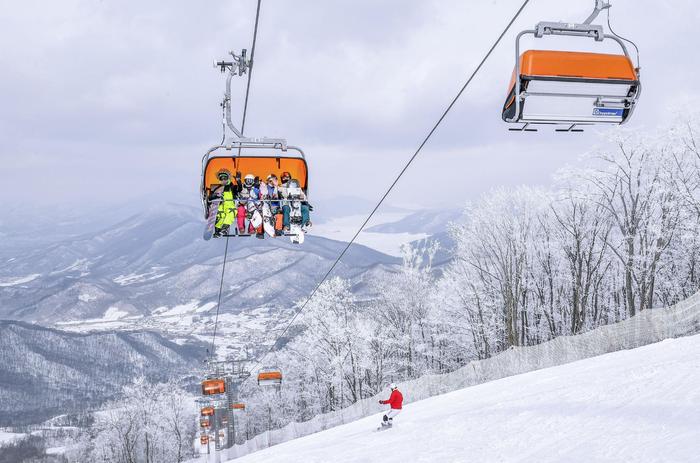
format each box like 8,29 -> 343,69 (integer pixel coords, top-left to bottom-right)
0,320 -> 205,426
0,199 -> 458,426
0,204 -> 399,324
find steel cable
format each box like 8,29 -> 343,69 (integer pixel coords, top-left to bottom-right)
241,0 -> 532,386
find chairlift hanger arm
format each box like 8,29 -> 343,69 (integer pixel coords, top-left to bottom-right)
214,49 -> 250,138
583,0 -> 611,25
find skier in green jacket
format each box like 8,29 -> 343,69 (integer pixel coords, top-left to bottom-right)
213,169 -> 239,237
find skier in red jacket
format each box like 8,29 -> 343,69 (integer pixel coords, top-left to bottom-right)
378,383 -> 403,427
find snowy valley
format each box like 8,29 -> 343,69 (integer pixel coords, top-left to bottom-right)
0,201 -> 433,428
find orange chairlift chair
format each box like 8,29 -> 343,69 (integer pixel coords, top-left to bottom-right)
201,49 -> 309,241
230,402 -> 246,411
200,407 -> 215,417
502,0 -> 640,132
201,378 -> 226,396
200,435 -> 209,445
257,368 -> 283,387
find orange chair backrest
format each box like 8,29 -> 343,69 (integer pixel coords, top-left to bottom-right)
205,156 -> 308,192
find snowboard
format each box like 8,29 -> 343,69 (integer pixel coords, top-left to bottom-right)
203,187 -> 224,241
262,204 -> 277,238
375,423 -> 393,432
264,220 -> 276,238
288,199 -> 305,244
290,224 -> 305,244
250,209 -> 263,228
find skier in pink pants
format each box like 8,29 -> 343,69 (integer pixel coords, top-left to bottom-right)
237,174 -> 259,234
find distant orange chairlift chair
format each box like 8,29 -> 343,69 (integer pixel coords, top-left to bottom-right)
502,0 -> 640,132
257,368 -> 283,387
201,378 -> 226,396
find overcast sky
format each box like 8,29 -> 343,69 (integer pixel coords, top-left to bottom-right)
1,0 -> 699,216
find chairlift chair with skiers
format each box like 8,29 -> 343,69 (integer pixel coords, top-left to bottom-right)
201,49 -> 310,243
200,406 -> 215,417
502,0 -> 641,132
200,418 -> 211,428
230,402 -> 246,411
200,435 -> 209,445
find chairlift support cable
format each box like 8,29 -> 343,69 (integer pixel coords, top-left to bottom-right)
241,0 -> 532,387
209,0 -> 264,362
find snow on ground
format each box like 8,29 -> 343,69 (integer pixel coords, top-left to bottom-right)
50,258 -> 89,275
229,334 -> 700,463
102,306 -> 129,320
313,213 -> 427,256
153,300 -> 213,318
78,292 -> 97,302
53,296 -> 282,358
56,306 -> 141,331
113,267 -> 168,285
0,273 -> 39,287
0,430 -> 26,444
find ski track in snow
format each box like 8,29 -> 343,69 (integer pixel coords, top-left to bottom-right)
228,334 -> 700,463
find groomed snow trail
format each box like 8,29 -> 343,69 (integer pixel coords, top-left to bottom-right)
229,334 -> 700,463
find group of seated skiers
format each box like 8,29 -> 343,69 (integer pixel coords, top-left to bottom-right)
210,169 -> 312,238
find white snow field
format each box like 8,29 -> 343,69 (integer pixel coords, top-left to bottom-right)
228,334 -> 700,463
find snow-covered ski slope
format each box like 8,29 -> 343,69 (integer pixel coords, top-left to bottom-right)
196,292 -> 699,463
230,334 -> 700,463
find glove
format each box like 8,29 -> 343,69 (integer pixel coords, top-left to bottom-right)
308,204 -> 314,212
246,212 -> 253,219
378,400 -> 384,404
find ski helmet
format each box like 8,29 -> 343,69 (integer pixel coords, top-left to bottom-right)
244,174 -> 255,188
389,383 -> 397,390
281,171 -> 291,183
217,169 -> 231,184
